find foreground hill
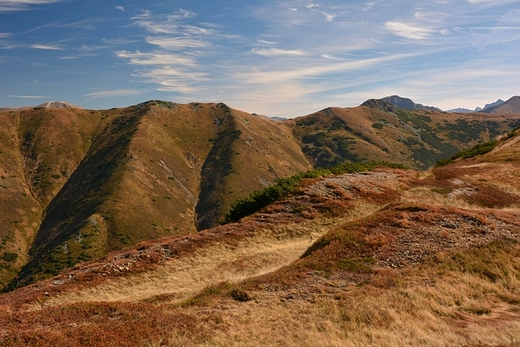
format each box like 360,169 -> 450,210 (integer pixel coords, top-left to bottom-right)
1,128 -> 519,346
2,99 -> 520,291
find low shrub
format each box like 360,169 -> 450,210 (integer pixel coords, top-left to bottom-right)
222,161 -> 406,224
2,252 -> 18,263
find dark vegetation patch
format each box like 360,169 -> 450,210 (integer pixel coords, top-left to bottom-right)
435,140 -> 498,167
395,110 -> 460,168
465,185 -> 518,208
222,161 -> 406,224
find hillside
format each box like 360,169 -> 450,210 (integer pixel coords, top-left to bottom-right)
0,101 -> 311,289
288,102 -> 520,169
1,128 -> 520,346
2,99 -> 520,291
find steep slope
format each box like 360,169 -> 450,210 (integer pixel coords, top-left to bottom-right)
1,130 -> 520,346
482,95 -> 520,114
0,108 -> 100,287
288,103 -> 520,169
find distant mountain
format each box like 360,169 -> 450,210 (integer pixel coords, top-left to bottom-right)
481,96 -> 520,114
381,95 -> 441,111
482,99 -> 504,111
36,101 -> 81,109
445,99 -> 505,113
446,107 -> 474,113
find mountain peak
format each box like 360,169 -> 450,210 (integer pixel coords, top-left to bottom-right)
481,96 -> 520,114
36,101 -> 81,109
380,95 -> 441,111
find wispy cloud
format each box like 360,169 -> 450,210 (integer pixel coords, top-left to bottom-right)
0,0 -> 60,12
116,51 -> 195,66
384,21 -> 435,40
251,48 -> 307,57
9,94 -> 48,99
84,89 -> 144,99
116,5 -> 125,12
321,12 -> 335,22
118,8 -> 221,95
146,36 -> 210,50
30,43 -> 64,50
236,52 -> 420,84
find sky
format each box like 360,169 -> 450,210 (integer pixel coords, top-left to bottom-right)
1,0 -> 520,118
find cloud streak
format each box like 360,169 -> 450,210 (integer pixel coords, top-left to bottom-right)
30,43 -> 64,50
84,89 -> 144,99
9,94 -> 48,99
0,0 -> 61,12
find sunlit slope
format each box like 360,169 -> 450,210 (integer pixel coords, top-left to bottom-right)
2,101 -> 312,289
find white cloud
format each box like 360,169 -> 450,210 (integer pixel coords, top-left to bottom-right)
84,89 -> 144,99
306,3 -> 319,9
137,66 -> 208,93
30,43 -> 64,50
116,5 -> 125,12
251,48 -> 307,57
384,21 -> 434,40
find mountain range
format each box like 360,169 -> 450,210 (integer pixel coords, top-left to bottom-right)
1,97 -> 520,292
1,108 -> 520,346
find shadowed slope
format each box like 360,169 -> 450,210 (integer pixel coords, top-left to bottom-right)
7,106 -> 146,289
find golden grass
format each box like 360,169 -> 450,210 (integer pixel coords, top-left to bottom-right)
156,262 -> 520,347
35,219 -> 338,308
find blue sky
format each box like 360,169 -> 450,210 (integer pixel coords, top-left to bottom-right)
1,0 -> 519,117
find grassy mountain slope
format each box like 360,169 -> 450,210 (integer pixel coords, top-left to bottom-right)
288,102 -> 520,169
1,101 -> 311,289
1,129 -> 520,346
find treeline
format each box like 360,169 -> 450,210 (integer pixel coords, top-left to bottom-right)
222,161 -> 406,224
